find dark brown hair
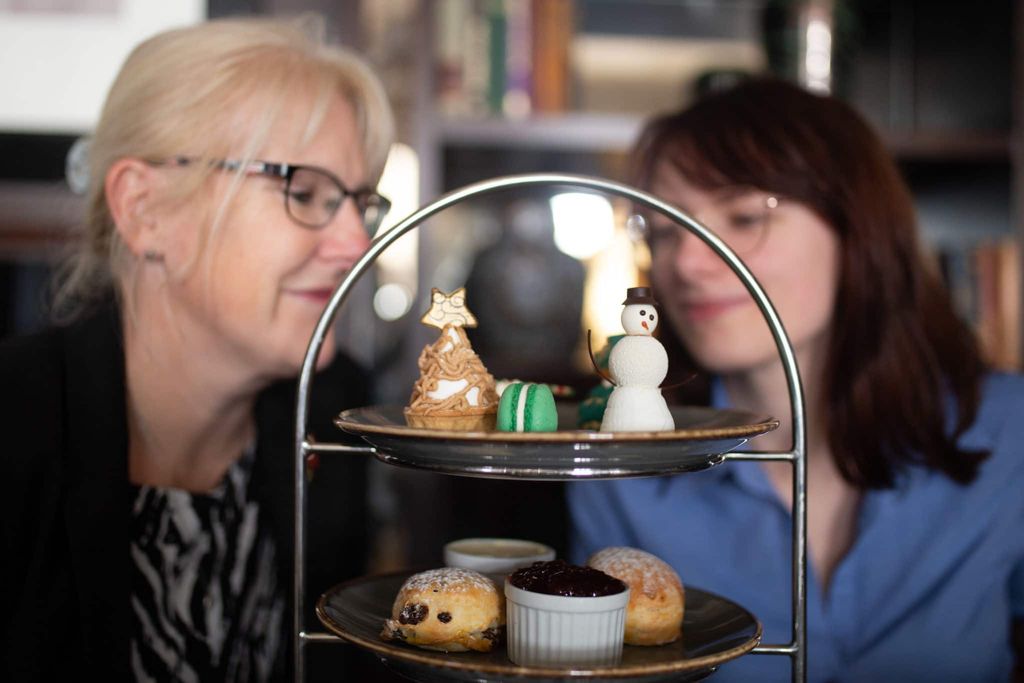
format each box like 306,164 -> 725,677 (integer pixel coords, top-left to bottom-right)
633,77 -> 987,488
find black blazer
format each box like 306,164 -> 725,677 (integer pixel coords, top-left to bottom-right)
0,304 -> 373,680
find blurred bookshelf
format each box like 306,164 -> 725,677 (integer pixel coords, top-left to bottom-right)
399,0 -> 1022,377
436,112 -> 643,151
0,0 -> 1020,369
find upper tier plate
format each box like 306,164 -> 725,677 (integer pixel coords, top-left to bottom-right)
334,403 -> 778,480
316,571 -> 761,683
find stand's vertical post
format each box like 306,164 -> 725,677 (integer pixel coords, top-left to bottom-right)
792,443 -> 808,682
294,439 -> 308,682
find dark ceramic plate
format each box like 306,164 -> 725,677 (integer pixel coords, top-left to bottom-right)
334,403 -> 778,480
316,572 -> 762,683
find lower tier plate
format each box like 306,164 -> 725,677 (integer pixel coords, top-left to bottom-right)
334,404 -> 778,480
316,572 -> 762,682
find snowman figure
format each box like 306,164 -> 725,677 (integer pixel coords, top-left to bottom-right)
600,287 -> 675,432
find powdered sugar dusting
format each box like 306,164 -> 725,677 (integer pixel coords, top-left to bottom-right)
402,567 -> 498,595
587,547 -> 682,599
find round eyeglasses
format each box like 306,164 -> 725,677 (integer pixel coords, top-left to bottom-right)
163,157 -> 391,236
631,189 -> 778,257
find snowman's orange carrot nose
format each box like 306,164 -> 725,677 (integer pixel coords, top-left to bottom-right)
642,320 -> 649,330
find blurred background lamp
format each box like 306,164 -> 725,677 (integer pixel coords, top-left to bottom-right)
550,192 -> 615,260
373,283 -> 413,322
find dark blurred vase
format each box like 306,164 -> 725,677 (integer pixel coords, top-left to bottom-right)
465,199 -> 586,389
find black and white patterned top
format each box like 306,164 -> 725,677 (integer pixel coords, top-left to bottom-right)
129,448 -> 285,682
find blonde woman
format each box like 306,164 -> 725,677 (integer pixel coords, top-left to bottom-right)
0,16 -> 393,681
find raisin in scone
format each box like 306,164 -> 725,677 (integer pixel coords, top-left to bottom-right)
380,568 -> 504,652
587,547 -> 684,645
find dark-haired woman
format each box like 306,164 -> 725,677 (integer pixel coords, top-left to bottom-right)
569,78 -> 1024,682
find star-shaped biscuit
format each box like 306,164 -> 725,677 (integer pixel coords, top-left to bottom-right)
420,287 -> 478,329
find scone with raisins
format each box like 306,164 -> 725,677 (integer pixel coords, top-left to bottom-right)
380,568 -> 504,652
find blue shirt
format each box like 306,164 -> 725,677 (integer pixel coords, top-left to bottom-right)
568,373 -> 1024,683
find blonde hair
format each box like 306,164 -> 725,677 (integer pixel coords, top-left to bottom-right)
52,14 -> 395,320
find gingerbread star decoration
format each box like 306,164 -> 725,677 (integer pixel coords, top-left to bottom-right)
420,287 -> 478,329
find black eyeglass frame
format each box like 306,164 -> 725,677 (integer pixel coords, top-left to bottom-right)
163,156 -> 391,234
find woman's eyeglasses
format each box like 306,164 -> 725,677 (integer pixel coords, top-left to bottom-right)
633,189 -> 779,257
163,157 -> 391,236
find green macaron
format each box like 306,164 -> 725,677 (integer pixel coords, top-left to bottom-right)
496,383 -> 558,432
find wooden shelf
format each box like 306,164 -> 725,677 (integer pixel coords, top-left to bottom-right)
884,131 -> 1011,162
436,114 -> 1012,162
436,112 -> 643,153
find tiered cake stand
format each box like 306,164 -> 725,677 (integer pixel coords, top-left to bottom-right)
292,174 -> 808,682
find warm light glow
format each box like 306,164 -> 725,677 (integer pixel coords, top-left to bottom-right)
377,142 -> 420,239
550,192 -> 615,260
374,143 -> 420,320
581,227 -> 640,363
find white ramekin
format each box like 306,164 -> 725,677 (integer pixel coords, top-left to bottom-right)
504,580 -> 629,667
443,538 -> 556,575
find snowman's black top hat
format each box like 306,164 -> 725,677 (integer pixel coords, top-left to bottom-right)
622,286 -> 658,306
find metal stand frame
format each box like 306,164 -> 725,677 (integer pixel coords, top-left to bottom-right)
292,173 -> 807,682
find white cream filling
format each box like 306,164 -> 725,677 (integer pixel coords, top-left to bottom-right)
465,386 -> 480,407
440,326 -> 461,352
515,383 -> 532,432
428,378 -> 469,400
